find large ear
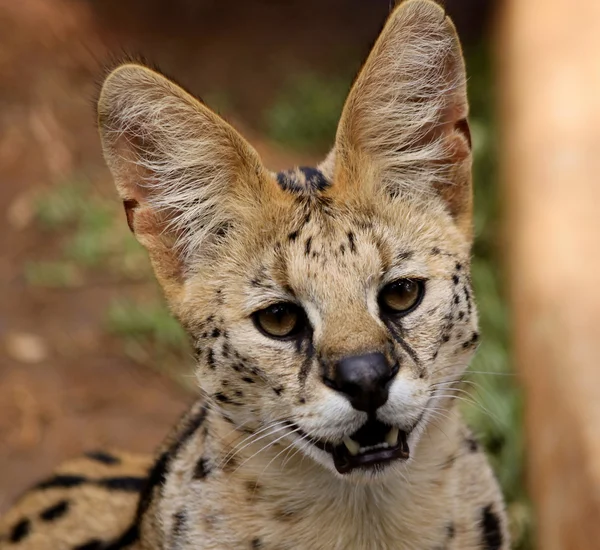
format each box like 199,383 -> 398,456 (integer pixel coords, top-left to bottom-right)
97,64 -> 276,302
334,0 -> 472,236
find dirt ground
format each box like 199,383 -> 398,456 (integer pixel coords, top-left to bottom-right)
0,0 -> 392,512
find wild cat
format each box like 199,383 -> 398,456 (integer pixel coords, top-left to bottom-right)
0,1 -> 509,549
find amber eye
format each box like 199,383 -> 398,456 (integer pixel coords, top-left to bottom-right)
379,279 -> 424,315
254,303 -> 306,339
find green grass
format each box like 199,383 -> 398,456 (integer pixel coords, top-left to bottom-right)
28,180 -> 192,385
265,74 -> 349,152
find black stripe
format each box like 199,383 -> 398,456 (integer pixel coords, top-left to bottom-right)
85,451 -> 121,466
97,476 -> 146,492
34,474 -> 146,494
105,524 -> 139,549
39,499 -> 70,521
387,323 -> 421,369
36,475 -> 87,490
135,403 -> 207,523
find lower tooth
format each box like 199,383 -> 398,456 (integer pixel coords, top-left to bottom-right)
385,427 -> 400,446
343,437 -> 360,456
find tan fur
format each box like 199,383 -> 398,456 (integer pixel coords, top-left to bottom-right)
1,2 -> 509,549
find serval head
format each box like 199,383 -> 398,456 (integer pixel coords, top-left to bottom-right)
98,0 -> 476,479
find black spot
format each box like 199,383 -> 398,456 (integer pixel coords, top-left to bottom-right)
74,540 -> 104,550
397,251 -> 414,261
272,386 -> 284,396
456,262 -> 463,271
447,522 -> 456,539
304,236 -> 312,256
348,231 -> 356,253
431,247 -> 441,255
462,331 -> 480,349
299,166 -> 330,191
458,311 -> 465,320
452,274 -> 460,285
35,474 -> 87,490
453,295 -> 460,305
85,451 -> 121,466
172,510 -> 187,539
206,348 -> 216,369
235,390 -> 244,398
39,499 -> 70,521
466,434 -> 479,452
481,504 -> 503,550
246,480 -> 262,494
242,376 -> 255,384
194,457 -> 212,479
442,334 -> 450,343
211,328 -> 221,338
251,538 -> 263,549
298,397 -> 306,404
339,243 -> 346,255
222,341 -> 231,358
9,519 -> 30,543
97,476 -> 146,492
276,171 -> 291,190
215,392 -> 230,403
288,230 -> 299,242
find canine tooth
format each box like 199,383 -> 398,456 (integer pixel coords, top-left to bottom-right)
343,437 -> 360,456
385,427 -> 399,446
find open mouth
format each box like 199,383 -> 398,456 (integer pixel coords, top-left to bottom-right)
299,419 -> 410,474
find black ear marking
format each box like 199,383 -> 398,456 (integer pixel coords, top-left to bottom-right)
456,118 -> 472,149
123,199 -> 138,232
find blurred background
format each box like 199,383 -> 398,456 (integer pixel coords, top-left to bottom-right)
4,0 -> 598,548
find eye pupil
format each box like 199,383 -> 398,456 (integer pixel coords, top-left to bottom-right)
379,279 -> 424,315
254,303 -> 305,339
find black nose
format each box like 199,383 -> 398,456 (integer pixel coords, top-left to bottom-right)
324,352 -> 395,412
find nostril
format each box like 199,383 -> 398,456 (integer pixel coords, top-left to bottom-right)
323,352 -> 396,412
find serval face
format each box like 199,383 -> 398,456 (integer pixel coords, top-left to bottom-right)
98,0 -> 474,479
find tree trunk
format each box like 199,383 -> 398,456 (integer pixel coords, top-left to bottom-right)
498,1 -> 600,548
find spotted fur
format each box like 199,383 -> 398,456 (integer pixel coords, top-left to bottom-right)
0,2 -> 509,548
